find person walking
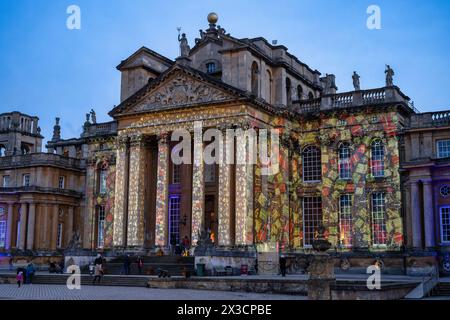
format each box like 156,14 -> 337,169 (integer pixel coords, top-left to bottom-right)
92,254 -> 103,285
123,255 -> 131,275
279,255 -> 287,277
16,271 -> 24,288
136,256 -> 144,275
26,263 -> 35,284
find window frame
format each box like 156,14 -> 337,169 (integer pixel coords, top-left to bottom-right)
338,142 -> 352,180
339,194 -> 353,248
370,139 -> 385,178
57,223 -> 63,248
99,169 -> 108,195
97,205 -> 106,248
2,175 -> 10,187
302,196 -> 323,248
58,176 -> 65,189
437,140 -> 450,159
168,196 -> 181,246
371,192 -> 387,247
440,206 -> 450,244
302,145 -> 322,183
0,220 -> 6,248
22,174 -> 30,187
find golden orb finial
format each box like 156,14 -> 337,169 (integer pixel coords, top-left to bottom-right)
207,12 -> 218,24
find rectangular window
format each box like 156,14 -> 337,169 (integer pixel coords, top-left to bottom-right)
204,164 -> 215,183
58,176 -> 65,189
23,174 -> 30,187
57,223 -> 63,248
440,207 -> 450,243
97,206 -> 106,248
99,170 -> 107,195
303,196 -> 323,247
437,140 -> 450,159
371,193 -> 387,246
339,195 -> 353,247
0,221 -> 6,248
169,196 -> 181,246
172,164 -> 181,184
2,175 -> 10,187
206,62 -> 216,74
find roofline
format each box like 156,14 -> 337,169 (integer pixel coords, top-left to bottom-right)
116,46 -> 174,71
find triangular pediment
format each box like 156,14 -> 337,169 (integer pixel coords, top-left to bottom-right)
111,65 -> 245,117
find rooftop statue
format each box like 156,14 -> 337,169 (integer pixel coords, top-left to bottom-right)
178,32 -> 190,58
90,109 -> 97,124
352,71 -> 361,91
385,65 -> 394,87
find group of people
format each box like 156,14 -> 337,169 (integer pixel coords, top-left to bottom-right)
16,263 -> 36,288
121,255 -> 144,275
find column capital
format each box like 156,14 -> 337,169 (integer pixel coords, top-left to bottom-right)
157,132 -> 169,144
129,134 -> 147,147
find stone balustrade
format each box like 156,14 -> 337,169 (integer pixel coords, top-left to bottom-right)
0,153 -> 86,170
0,186 -> 83,198
409,111 -> 450,129
293,86 -> 411,114
82,121 -> 117,137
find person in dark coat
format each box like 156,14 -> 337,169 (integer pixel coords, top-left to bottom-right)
123,255 -> 131,275
26,263 -> 35,284
279,256 -> 287,277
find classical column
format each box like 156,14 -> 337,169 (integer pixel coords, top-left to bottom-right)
218,128 -> 232,246
26,203 -> 36,250
423,181 -> 436,248
65,206 -> 74,246
5,203 -> 14,250
410,181 -> 423,249
234,127 -> 254,245
155,133 -> 169,247
18,203 -> 28,250
113,136 -> 129,247
127,134 -> 147,247
191,124 -> 205,246
50,205 -> 59,250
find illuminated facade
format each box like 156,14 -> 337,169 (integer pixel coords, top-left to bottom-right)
1,14 -> 449,274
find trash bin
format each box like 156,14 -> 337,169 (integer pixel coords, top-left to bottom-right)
196,263 -> 205,276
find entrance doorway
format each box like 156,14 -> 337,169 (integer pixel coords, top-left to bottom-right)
205,195 -> 218,245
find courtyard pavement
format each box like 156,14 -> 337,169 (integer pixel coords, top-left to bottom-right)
0,284 -> 307,300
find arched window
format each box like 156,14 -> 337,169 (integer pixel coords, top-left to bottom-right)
251,62 -> 259,96
338,142 -> 352,179
308,91 -> 314,100
302,146 -> 322,182
370,139 -> 385,177
266,70 -> 273,104
0,145 -> 6,157
286,78 -> 292,106
297,85 -> 303,100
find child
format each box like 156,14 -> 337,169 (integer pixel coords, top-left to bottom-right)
16,271 -> 24,288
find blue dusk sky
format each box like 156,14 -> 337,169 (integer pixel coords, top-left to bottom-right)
0,0 -> 449,144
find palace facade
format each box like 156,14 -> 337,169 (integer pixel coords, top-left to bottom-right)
1,14 -> 449,275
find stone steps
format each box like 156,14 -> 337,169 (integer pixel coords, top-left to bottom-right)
431,283 -> 450,297
31,274 -> 151,287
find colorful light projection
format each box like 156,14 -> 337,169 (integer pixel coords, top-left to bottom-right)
155,134 -> 169,246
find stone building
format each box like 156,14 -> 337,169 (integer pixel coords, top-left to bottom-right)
0,113 -> 84,253
1,13 -> 449,275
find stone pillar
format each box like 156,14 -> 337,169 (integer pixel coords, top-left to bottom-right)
218,128 -> 232,246
18,203 -> 28,250
66,206 -> 74,246
113,136 -> 129,247
423,181 -> 435,248
127,134 -> 147,247
50,205 -> 59,250
234,127 -> 254,245
410,181 -> 422,249
41,205 -> 50,249
26,203 -> 36,250
5,203 -> 14,250
155,133 -> 169,247
191,123 -> 205,246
